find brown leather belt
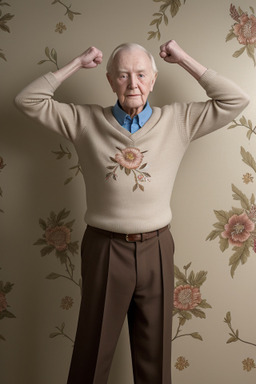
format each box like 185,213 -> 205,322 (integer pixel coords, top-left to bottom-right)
87,225 -> 168,242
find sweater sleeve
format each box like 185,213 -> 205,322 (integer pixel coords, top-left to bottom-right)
14,72 -> 90,142
176,69 -> 250,143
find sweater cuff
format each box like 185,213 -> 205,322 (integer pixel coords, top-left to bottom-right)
197,68 -> 217,88
43,72 -> 62,91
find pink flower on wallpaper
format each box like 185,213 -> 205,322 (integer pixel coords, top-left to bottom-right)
221,213 -> 255,247
173,285 -> 202,311
233,13 -> 256,45
0,292 -> 7,313
45,225 -> 71,252
115,147 -> 144,170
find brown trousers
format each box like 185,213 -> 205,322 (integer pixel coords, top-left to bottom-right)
67,225 -> 174,384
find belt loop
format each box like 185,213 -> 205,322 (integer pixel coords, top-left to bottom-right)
141,233 -> 143,242
157,229 -> 159,237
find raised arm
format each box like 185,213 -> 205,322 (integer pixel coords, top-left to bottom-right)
15,46 -> 103,141
53,46 -> 103,83
159,40 -> 207,80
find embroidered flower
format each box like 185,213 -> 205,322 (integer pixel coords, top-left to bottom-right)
175,356 -> 190,371
60,296 -> 74,310
174,285 -> 201,311
242,357 -> 256,372
221,213 -> 255,247
45,225 -> 71,252
233,13 -> 256,45
115,147 -> 144,170
106,146 -> 151,191
0,292 -> 7,313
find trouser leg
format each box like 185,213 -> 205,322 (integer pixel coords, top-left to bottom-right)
67,228 -> 136,384
128,229 -> 174,384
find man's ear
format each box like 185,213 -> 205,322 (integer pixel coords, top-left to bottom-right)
150,73 -> 158,92
106,73 -> 115,92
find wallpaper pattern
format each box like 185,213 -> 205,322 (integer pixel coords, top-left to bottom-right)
1,0 -> 256,382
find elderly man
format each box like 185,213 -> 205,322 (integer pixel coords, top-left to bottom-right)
15,40 -> 249,384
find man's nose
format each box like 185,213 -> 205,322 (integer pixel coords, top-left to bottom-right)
128,75 -> 138,89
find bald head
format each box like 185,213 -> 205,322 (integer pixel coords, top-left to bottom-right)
106,43 -> 158,75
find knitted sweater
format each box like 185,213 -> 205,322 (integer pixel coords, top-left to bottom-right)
15,70 -> 249,233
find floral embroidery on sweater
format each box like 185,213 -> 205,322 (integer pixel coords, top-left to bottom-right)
106,147 -> 151,191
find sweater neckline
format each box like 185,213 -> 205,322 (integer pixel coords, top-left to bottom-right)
103,106 -> 162,143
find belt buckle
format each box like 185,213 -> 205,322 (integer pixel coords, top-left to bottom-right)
126,234 -> 132,242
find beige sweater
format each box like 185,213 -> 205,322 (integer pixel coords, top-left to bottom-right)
15,70 -> 249,233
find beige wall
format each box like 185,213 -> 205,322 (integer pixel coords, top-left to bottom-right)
1,0 -> 256,383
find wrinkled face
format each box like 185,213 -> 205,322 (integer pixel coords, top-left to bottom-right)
107,49 -> 157,118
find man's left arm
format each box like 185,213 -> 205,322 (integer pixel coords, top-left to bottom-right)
159,40 -> 250,140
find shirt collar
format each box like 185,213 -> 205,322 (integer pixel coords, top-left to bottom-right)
112,101 -> 152,128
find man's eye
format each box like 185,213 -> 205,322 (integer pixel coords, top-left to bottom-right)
138,74 -> 144,78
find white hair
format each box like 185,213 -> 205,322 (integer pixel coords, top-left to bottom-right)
106,43 -> 158,74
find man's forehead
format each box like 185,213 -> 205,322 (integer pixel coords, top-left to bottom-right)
113,49 -> 153,70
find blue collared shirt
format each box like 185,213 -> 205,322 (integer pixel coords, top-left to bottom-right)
112,101 -> 152,134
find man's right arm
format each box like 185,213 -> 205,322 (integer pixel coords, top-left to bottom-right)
52,46 -> 103,83
14,47 -> 103,140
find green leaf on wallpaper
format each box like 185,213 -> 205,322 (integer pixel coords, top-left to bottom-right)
224,311 -> 231,324
246,44 -> 256,66
227,335 -> 238,344
190,332 -> 203,341
213,209 -> 230,224
229,242 -> 250,278
225,29 -> 236,42
198,299 -> 212,309
170,0 -> 182,17
39,218 -> 47,230
206,229 -> 220,241
187,270 -> 207,287
34,238 -> 47,246
174,266 -> 187,284
190,308 -> 206,319
40,245 -> 54,257
46,272 -> 62,280
219,237 -> 229,252
232,46 -> 246,58
240,146 -> 256,173
232,184 -> 250,210
56,208 -> 70,223
179,310 -> 192,320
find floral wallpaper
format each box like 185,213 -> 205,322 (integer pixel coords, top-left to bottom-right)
1,1 -> 255,383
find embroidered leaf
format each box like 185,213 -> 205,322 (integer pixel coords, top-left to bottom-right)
109,156 -> 117,163
125,168 -> 131,176
133,184 -> 138,192
139,184 -> 144,191
139,163 -> 147,170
